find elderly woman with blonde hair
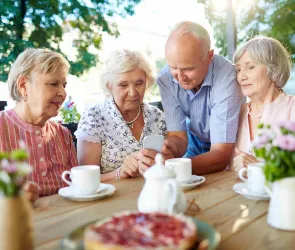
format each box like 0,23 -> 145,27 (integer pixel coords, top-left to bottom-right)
75,50 -> 166,182
230,37 -> 295,172
0,48 -> 78,201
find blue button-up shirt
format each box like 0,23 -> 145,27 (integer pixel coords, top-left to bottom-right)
157,54 -> 245,144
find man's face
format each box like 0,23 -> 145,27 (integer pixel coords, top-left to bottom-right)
165,34 -> 213,91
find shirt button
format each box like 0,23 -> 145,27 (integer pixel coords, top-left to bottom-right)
40,158 -> 44,162
35,130 -> 40,135
38,143 -> 42,148
42,171 -> 46,176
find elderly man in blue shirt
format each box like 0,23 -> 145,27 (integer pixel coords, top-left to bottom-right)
139,21 -> 245,175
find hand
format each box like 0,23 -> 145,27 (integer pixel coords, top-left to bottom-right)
120,152 -> 140,178
232,148 -> 260,173
22,182 -> 39,203
138,149 -> 158,175
162,139 -> 176,160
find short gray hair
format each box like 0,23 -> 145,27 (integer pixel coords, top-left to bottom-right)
233,37 -> 292,88
100,49 -> 155,95
7,48 -> 70,102
168,21 -> 211,57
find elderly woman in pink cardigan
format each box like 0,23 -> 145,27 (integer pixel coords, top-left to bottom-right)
230,37 -> 295,172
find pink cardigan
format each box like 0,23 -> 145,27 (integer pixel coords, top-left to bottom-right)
230,91 -> 295,169
0,109 -> 78,196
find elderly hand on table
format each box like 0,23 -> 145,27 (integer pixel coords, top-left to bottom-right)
232,148 -> 260,173
22,181 -> 39,204
119,152 -> 140,178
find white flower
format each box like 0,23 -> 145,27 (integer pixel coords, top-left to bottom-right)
17,162 -> 32,175
0,171 -> 11,184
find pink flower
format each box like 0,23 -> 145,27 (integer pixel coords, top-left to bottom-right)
275,134 -> 295,151
1,160 -> 18,174
68,102 -> 75,109
252,133 -> 272,149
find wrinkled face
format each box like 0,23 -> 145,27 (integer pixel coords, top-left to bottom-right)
109,67 -> 147,113
165,34 -> 213,91
25,69 -> 67,120
236,51 -> 273,98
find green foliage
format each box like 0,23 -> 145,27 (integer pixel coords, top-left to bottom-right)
197,0 -> 295,61
60,104 -> 81,124
253,122 -> 295,182
0,0 -> 141,82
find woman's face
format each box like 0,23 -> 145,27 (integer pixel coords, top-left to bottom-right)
109,67 -> 147,112
25,69 -> 67,121
236,51 -> 273,99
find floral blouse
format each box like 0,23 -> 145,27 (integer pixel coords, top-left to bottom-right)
75,98 -> 167,173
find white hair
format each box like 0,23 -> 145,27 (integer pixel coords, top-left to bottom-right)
233,37 -> 292,88
168,21 -> 211,57
100,49 -> 155,96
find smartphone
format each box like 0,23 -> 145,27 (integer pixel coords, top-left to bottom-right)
143,135 -> 164,153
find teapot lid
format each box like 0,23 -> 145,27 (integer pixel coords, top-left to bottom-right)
144,154 -> 176,179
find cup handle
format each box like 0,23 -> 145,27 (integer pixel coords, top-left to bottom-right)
164,179 -> 178,214
238,168 -> 248,182
264,182 -> 272,196
61,171 -> 72,186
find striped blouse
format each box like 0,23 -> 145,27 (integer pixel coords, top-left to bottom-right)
0,109 -> 78,196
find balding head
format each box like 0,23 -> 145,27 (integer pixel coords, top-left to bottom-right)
166,21 -> 211,59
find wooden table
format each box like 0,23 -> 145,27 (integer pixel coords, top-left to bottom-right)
33,171 -> 295,250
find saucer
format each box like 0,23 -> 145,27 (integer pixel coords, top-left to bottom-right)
180,175 -> 206,190
233,183 -> 270,200
58,183 -> 116,202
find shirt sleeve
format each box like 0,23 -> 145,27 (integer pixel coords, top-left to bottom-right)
210,64 -> 246,144
157,66 -> 187,131
74,105 -> 104,143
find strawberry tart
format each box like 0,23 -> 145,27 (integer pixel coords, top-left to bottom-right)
84,211 -> 197,250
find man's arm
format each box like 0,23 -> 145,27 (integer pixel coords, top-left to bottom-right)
190,143 -> 234,175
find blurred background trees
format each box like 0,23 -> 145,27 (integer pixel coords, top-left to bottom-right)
197,0 -> 295,61
0,0 -> 141,82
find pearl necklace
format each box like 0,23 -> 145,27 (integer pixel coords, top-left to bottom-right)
248,103 -> 262,118
125,107 -> 141,128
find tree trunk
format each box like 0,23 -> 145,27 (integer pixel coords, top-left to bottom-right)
16,0 -> 27,40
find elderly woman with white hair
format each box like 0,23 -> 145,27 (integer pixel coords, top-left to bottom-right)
230,37 -> 295,172
0,48 -> 78,201
75,50 -> 166,182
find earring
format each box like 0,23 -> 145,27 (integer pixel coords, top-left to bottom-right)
23,94 -> 27,102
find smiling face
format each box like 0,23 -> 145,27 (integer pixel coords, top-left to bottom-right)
25,69 -> 67,121
109,67 -> 147,113
165,34 -> 213,91
236,51 -> 274,99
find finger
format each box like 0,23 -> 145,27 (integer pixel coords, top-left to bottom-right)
140,155 -> 155,168
141,149 -> 158,159
122,165 -> 134,176
23,182 -> 39,194
25,192 -> 39,203
138,161 -> 150,173
163,140 -> 177,154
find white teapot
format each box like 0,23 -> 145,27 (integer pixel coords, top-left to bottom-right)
137,154 -> 187,214
265,177 -> 295,230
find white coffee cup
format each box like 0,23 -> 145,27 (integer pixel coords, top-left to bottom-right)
165,158 -> 192,183
238,163 -> 266,194
61,165 -> 100,195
